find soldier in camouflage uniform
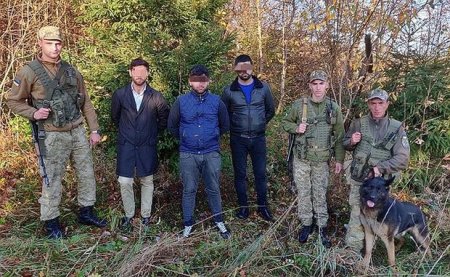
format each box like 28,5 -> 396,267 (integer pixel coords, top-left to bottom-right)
344,88 -> 410,251
282,70 -> 345,248
6,26 -> 107,239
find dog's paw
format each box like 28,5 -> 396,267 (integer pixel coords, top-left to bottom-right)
356,260 -> 370,274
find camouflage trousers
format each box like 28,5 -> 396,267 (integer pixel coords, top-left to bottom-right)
293,154 -> 330,227
39,125 -> 96,221
118,175 -> 154,218
344,160 -> 364,250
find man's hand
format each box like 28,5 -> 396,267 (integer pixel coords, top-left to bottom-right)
351,132 -> 362,145
90,132 -> 101,146
335,162 -> 343,174
33,108 -> 51,120
372,166 -> 381,177
296,123 -> 308,134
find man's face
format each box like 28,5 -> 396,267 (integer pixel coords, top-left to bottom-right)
368,98 -> 389,119
235,62 -> 253,81
38,39 -> 62,61
189,75 -> 209,94
129,65 -> 149,86
309,79 -> 328,100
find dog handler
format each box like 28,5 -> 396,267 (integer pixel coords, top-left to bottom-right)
6,26 -> 107,238
344,88 -> 410,251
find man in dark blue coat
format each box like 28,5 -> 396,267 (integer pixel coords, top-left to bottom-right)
111,58 -> 169,229
168,64 -> 231,239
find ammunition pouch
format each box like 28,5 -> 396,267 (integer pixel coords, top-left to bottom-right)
350,152 -> 371,182
28,60 -> 82,129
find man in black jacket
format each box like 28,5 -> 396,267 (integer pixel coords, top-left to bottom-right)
222,54 -> 275,221
111,58 -> 169,230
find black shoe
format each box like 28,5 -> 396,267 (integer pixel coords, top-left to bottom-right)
45,217 -> 63,239
257,207 -> 274,222
235,207 -> 250,219
320,227 -> 332,248
120,217 -> 133,232
298,225 -> 312,243
78,206 -> 107,228
141,217 -> 151,226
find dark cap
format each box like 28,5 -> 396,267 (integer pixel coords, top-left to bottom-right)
367,88 -> 389,101
309,70 -> 327,82
37,26 -> 62,41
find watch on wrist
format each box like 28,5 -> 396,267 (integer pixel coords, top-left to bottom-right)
91,130 -> 101,136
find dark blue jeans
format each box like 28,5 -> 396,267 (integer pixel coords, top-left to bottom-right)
180,151 -> 224,226
230,134 -> 268,208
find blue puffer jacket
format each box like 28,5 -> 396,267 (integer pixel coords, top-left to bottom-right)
168,91 -> 230,154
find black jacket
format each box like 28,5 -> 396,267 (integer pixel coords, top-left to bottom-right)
222,76 -> 275,137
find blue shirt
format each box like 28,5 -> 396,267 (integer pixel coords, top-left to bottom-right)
239,82 -> 254,104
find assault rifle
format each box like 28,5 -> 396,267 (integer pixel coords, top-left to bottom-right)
30,120 -> 50,187
286,133 -> 295,163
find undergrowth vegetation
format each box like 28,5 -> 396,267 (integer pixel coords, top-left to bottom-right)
0,114 -> 449,276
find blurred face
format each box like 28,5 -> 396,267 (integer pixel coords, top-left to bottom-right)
309,79 -> 328,101
129,65 -> 149,86
368,98 -> 389,119
235,62 -> 253,81
189,75 -> 209,94
38,39 -> 62,62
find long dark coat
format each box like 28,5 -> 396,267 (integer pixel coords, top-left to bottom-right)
111,84 -> 169,177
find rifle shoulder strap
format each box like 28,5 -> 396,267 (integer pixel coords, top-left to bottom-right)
301,97 -> 308,123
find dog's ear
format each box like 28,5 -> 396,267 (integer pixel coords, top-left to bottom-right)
385,176 -> 395,188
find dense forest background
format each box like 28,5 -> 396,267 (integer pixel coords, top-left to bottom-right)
1,0 -> 449,276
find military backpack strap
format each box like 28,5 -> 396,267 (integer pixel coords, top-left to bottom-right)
382,119 -> 403,150
28,60 -> 71,101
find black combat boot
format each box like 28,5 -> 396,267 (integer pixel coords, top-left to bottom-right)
78,206 -> 107,228
319,227 -> 332,248
298,225 -> 313,243
141,217 -> 151,226
45,217 -> 63,239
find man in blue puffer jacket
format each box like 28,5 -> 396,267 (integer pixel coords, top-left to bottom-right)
168,64 -> 231,239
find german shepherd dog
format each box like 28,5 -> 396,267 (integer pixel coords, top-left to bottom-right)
359,177 -> 430,269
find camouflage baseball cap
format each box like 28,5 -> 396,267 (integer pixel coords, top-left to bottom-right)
367,88 -> 389,101
37,26 -> 62,41
309,70 -> 327,82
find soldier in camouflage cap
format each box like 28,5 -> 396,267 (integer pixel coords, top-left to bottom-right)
6,26 -> 107,239
37,26 -> 63,41
343,87 -> 410,251
282,69 -> 345,248
367,87 -> 389,101
309,70 -> 328,82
